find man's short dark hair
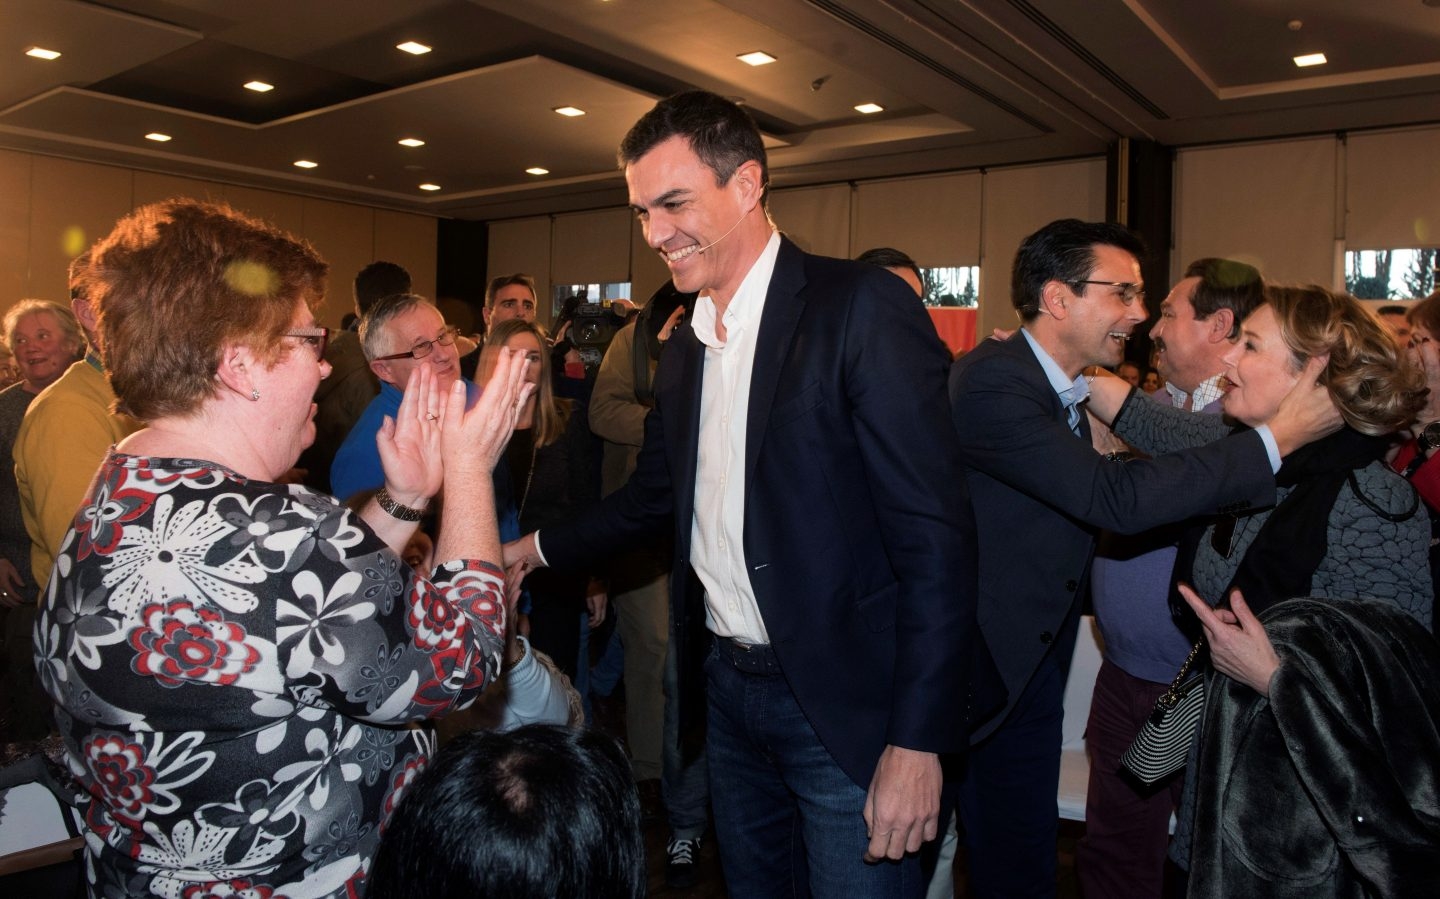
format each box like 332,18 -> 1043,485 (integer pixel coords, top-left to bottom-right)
856,247 -> 922,285
1011,219 -> 1146,321
367,725 -> 644,899
354,261 -> 412,316
619,90 -> 769,204
486,273 -> 536,309
1183,257 -> 1265,339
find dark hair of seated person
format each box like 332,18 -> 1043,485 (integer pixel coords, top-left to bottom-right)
366,724 -> 644,899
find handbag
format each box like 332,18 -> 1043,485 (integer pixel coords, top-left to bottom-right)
1119,637 -> 1206,787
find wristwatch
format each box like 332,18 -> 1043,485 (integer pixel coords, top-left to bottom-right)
1418,421 -> 1440,454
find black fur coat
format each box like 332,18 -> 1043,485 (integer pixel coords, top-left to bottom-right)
1189,597 -> 1440,898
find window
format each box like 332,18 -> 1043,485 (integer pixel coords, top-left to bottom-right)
551,282 -> 631,317
1344,249 -> 1436,299
921,266 -> 980,308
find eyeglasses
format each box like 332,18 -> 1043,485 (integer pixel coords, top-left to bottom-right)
1068,280 -> 1146,306
286,327 -> 330,360
375,326 -> 459,361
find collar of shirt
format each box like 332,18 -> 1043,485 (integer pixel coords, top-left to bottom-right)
1020,328 -> 1089,408
1189,372 -> 1226,411
688,231 -> 781,350
1164,372 -> 1225,411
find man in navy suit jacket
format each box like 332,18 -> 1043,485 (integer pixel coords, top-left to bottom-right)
507,91 -> 984,898
948,219 -> 1337,897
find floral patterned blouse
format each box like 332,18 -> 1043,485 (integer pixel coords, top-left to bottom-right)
34,451 -> 505,898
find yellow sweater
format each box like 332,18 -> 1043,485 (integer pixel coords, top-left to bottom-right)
14,358 -> 139,593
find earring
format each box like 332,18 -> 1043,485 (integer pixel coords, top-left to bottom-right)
250,389 -> 261,401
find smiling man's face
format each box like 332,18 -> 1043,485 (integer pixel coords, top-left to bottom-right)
627,135 -> 762,304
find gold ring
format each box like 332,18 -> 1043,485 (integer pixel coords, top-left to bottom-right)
426,412 -> 439,421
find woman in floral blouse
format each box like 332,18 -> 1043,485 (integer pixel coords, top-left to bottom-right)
33,198 -> 533,899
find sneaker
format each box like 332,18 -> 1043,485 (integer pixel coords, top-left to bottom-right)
665,836 -> 702,889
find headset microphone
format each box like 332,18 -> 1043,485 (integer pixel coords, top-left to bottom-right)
695,210 -> 748,255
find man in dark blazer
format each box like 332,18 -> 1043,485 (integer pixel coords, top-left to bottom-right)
947,218 -> 1338,897
506,90 -> 984,898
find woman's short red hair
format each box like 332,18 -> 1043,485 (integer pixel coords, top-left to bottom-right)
88,199 -> 327,421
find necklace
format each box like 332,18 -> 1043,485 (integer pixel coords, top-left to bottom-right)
516,439 -> 539,519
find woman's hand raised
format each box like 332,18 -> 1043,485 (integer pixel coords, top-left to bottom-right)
440,347 -> 535,482
377,364 -> 445,508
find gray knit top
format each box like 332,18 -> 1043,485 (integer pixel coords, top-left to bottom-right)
1114,394 -> 1432,628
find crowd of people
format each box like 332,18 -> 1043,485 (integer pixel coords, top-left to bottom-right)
0,87 -> 1436,899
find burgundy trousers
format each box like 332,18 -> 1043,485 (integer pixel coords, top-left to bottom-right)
1076,658 -> 1185,899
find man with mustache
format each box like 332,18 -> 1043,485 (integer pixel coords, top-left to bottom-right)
1078,257 -> 1264,899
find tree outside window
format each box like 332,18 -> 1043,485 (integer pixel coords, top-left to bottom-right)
1345,249 -> 1437,299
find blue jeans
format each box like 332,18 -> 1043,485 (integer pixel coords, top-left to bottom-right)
704,639 -> 921,899
664,609 -> 709,839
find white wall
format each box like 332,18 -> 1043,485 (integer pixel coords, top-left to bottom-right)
490,123 -> 1440,322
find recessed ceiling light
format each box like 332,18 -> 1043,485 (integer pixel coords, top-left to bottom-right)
737,51 -> 777,66
293,159 -> 318,169
419,183 -> 442,191
145,132 -> 172,142
397,41 -> 432,56
244,80 -> 274,92
25,47 -> 61,60
554,106 -> 586,117
1293,52 -> 1327,67
855,102 -> 884,114
525,167 -> 550,176
398,137 -> 426,147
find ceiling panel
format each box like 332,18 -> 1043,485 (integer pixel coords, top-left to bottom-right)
0,0 -> 1435,220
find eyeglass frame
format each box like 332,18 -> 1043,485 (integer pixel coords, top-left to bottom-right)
286,327 -> 330,360
1067,279 -> 1146,306
373,325 -> 461,362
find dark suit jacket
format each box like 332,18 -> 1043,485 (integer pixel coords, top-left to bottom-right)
543,237 -> 982,787
949,333 -> 1276,740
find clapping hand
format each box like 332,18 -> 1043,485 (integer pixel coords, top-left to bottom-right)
441,347 -> 534,479
376,364 -> 445,507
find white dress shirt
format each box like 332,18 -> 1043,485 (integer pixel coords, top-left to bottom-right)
688,231 -> 781,643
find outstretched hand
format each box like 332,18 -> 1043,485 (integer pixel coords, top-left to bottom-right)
1179,583 -> 1280,696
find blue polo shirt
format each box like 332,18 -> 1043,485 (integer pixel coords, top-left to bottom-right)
330,380 -> 521,543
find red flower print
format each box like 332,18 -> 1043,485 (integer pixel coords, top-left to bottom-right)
407,585 -> 465,651
83,735 -> 157,826
182,880 -> 285,899
130,600 -> 260,687
381,755 -> 428,822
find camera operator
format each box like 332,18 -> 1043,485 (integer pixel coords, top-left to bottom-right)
551,290 -> 637,404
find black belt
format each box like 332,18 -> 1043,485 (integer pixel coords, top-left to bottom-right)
714,635 -> 781,675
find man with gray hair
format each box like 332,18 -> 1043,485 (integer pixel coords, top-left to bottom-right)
330,293 -> 462,503
300,261 -> 410,493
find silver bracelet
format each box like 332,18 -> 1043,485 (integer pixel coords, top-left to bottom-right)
375,487 -> 426,521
